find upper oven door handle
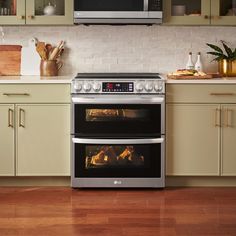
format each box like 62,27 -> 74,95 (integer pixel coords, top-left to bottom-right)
72,137 -> 164,145
72,96 -> 164,104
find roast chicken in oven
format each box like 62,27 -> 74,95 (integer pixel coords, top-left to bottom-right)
86,145 -> 144,168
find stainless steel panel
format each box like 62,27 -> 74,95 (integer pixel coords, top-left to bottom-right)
72,137 -> 164,145
72,95 -> 165,104
72,178 -> 165,188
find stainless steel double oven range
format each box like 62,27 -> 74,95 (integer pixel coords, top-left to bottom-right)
71,73 -> 165,188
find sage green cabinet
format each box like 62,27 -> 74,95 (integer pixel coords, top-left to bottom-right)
0,0 -> 25,25
166,84 -> 236,176
0,84 -> 71,176
0,105 -> 15,176
221,105 -> 236,176
166,104 -> 220,176
16,104 -> 70,176
0,0 -> 73,25
164,0 -> 236,25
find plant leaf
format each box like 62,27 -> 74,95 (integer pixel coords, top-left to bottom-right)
206,43 -> 224,54
221,40 -> 233,59
233,48 -> 236,60
207,51 -> 226,58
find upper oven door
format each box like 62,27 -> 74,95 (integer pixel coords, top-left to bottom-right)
72,95 -> 165,137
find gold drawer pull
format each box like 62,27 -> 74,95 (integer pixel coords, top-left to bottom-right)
226,108 -> 233,128
19,108 -> 25,128
215,108 -> 221,127
18,15 -> 25,20
210,93 -> 235,96
3,93 -> 30,96
28,15 -> 35,19
8,108 -> 14,128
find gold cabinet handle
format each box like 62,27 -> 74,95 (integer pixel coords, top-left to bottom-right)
3,93 -> 30,96
215,108 -> 221,127
18,15 -> 25,20
211,15 -> 221,20
19,108 -> 25,128
226,108 -> 233,128
204,15 -> 209,19
8,108 -> 14,128
210,93 -> 235,96
28,15 -> 35,19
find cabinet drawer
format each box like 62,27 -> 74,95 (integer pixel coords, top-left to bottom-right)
167,84 -> 236,103
0,84 -> 70,103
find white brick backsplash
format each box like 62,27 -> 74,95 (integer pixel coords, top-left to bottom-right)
1,25 -> 236,75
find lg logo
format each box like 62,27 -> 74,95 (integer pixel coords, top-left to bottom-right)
114,180 -> 122,185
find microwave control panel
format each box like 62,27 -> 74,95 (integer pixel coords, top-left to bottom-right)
149,0 -> 162,11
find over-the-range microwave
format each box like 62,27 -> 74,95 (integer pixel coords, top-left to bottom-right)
74,0 -> 163,24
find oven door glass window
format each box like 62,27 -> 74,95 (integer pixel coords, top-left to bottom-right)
75,0 -> 144,11
74,104 -> 162,137
74,142 -> 162,178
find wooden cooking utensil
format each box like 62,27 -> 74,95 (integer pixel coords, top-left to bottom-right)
49,40 -> 65,60
45,44 -> 53,59
36,42 -> 47,60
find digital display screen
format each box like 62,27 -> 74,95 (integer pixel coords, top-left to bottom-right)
102,82 -> 134,92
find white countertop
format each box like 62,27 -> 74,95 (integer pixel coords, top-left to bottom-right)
1,75 -> 236,84
0,76 -> 72,84
166,77 -> 236,84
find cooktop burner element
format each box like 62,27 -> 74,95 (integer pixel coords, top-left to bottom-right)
72,73 -> 165,94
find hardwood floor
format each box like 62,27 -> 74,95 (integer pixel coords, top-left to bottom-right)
0,187 -> 236,236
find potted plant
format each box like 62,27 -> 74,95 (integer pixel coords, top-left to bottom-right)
206,40 -> 236,77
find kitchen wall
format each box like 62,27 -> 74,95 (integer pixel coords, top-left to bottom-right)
1,25 -> 236,76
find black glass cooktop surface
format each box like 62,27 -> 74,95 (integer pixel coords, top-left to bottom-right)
75,73 -> 162,79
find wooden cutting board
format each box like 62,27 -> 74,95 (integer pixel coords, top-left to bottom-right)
0,45 -> 22,76
21,38 -> 41,76
167,74 -> 213,80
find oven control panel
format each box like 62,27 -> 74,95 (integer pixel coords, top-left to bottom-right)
102,82 -> 134,93
71,79 -> 165,94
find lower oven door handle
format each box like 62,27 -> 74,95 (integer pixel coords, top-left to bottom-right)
72,137 -> 164,145
72,96 -> 164,104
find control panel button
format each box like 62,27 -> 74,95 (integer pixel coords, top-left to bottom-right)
145,82 -> 153,92
154,81 -> 163,92
93,82 -> 101,92
73,81 -> 82,92
135,82 -> 144,92
83,82 -> 92,92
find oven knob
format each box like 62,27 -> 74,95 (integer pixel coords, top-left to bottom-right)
154,81 -> 163,92
83,82 -> 92,92
145,82 -> 153,92
73,81 -> 82,92
93,82 -> 101,92
135,82 -> 144,92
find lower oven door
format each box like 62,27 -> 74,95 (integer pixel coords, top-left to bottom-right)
71,137 -> 165,188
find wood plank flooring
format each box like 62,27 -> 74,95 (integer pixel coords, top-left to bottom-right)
0,187 -> 236,236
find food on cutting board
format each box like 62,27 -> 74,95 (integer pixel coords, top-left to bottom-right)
169,69 -> 207,76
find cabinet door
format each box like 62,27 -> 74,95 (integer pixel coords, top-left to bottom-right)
166,104 -> 220,176
25,0 -> 73,25
221,105 -> 236,176
163,0 -> 211,25
16,104 -> 70,176
0,0 -> 25,25
0,105 -> 14,176
211,0 -> 236,25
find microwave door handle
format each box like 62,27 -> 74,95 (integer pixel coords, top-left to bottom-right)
72,96 -> 164,104
72,138 -> 164,145
144,0 -> 148,11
